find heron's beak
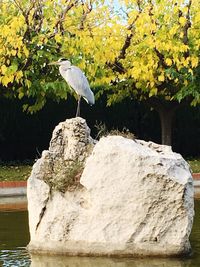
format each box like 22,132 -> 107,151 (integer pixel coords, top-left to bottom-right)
48,61 -> 60,65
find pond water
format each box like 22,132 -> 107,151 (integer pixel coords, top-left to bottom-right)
0,198 -> 199,267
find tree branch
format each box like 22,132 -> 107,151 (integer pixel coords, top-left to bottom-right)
49,0 -> 79,38
32,0 -> 44,33
109,0 -> 142,74
182,0 -> 192,58
12,0 -> 25,15
79,0 -> 93,30
147,0 -> 168,69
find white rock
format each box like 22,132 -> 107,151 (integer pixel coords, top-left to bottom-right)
49,116 -> 95,162
27,120 -> 194,257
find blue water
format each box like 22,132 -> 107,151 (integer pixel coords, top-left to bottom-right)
0,199 -> 200,267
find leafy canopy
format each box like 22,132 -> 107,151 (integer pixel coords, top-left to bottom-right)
0,0 -> 200,112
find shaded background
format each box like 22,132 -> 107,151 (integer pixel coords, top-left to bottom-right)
0,96 -> 200,161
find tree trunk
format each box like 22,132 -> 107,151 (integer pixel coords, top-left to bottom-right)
158,107 -> 175,146
147,98 -> 179,147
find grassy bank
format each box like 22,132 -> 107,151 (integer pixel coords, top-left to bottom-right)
0,159 -> 200,182
0,163 -> 32,182
187,158 -> 200,174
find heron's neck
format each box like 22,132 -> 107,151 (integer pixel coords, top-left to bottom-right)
59,65 -> 70,72
59,65 -> 70,77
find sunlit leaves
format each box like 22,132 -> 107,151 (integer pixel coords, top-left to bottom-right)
0,0 -> 200,111
179,16 -> 187,26
165,58 -> 173,66
1,65 -> 7,75
104,0 -> 200,105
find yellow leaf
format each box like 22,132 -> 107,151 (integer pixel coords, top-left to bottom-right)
182,7 -> 188,13
11,50 -> 17,56
179,17 -> 186,26
150,81 -> 155,88
17,70 -> 23,79
149,88 -> 158,97
23,47 -> 29,57
15,70 -> 23,81
191,57 -> 198,68
25,79 -> 32,88
136,82 -> 141,88
169,26 -> 178,36
158,74 -> 165,82
2,75 -> 10,86
165,58 -> 172,66
18,92 -> 24,99
194,12 -> 200,24
55,34 -> 62,43
18,51 -> 22,58
1,65 -> 7,75
189,69 -> 193,75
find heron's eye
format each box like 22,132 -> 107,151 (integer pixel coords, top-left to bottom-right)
59,58 -> 67,62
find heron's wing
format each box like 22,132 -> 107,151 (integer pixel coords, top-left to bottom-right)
64,66 -> 89,94
62,66 -> 95,105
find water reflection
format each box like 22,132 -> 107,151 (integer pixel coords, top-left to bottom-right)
0,196 -> 27,211
0,249 -> 30,267
190,198 -> 200,262
0,209 -> 30,266
0,210 -> 29,250
30,254 -> 192,267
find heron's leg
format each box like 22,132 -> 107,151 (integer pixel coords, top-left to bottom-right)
76,96 -> 81,117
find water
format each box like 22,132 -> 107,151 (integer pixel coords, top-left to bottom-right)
0,199 -> 199,267
0,209 -> 30,266
190,199 -> 200,265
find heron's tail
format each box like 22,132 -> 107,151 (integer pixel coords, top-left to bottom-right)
83,91 -> 95,105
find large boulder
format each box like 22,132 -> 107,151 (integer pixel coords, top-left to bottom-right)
27,118 -> 194,257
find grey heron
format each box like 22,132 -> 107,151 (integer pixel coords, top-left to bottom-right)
49,58 -> 95,117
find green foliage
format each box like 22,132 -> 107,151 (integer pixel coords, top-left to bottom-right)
0,0 -> 200,112
0,0 -> 114,112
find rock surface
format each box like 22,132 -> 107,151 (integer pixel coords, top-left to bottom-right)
27,118 -> 194,257
29,117 -> 95,193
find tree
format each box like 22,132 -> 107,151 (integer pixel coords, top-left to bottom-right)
0,0 -> 114,111
102,0 -> 200,146
0,0 -> 200,146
